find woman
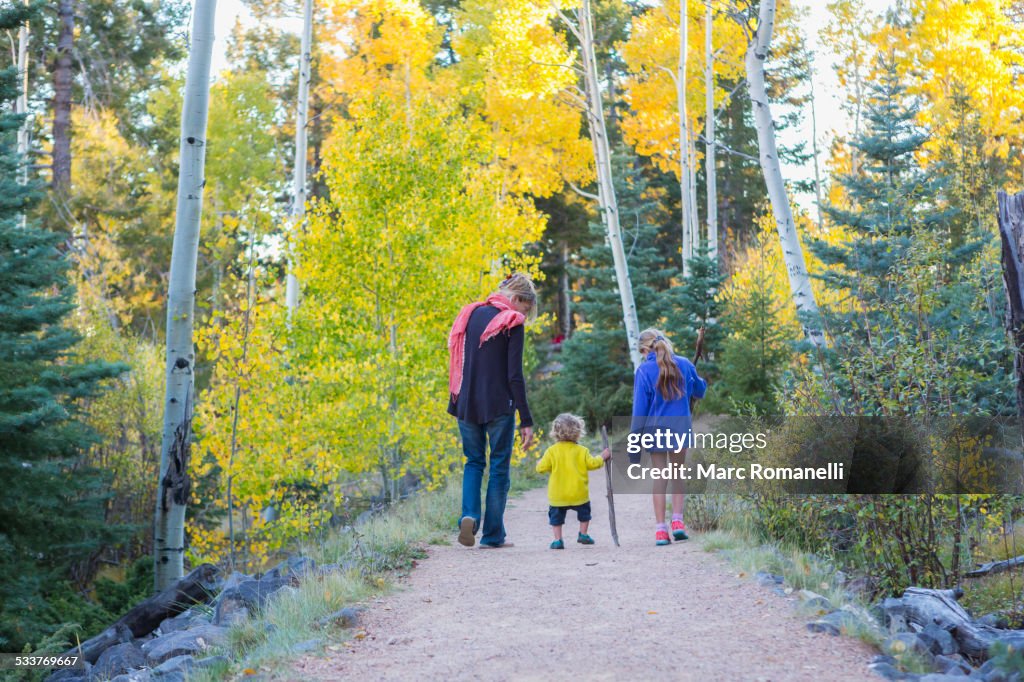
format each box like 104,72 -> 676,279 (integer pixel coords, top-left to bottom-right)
630,328 -> 707,546
447,273 -> 537,548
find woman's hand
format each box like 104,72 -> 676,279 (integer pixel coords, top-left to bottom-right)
519,426 -> 534,451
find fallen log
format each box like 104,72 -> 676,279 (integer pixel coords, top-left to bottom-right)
66,563 -> 220,663
966,554 -> 1024,578
882,587 -> 1001,659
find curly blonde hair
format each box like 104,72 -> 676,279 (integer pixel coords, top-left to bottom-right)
551,413 -> 586,443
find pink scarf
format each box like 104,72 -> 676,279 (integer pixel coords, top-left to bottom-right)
448,294 -> 525,399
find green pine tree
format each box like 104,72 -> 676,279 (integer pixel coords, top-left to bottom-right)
805,53 -> 1009,416
0,8 -> 130,649
540,145 -> 674,427
812,53 -> 952,306
715,240 -> 792,416
663,246 -> 727,385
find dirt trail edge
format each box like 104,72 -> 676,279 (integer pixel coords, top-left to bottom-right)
295,474 -> 876,681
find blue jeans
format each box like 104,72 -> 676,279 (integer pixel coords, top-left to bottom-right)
458,414 -> 515,546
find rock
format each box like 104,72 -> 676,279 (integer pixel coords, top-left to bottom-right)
215,576 -> 291,616
221,571 -> 254,592
195,655 -> 230,670
885,632 -> 933,657
46,667 -> 91,682
979,613 -> 1010,629
978,660 -> 997,676
869,661 -> 909,680
264,555 -> 316,582
316,606 -> 362,629
149,654 -> 197,681
213,601 -> 250,627
140,624 -> 228,665
755,571 -> 784,587
871,654 -> 897,666
292,638 -> 322,653
94,642 -> 146,679
110,671 -> 152,682
820,609 -> 866,633
833,570 -> 849,586
156,609 -> 205,636
275,585 -> 300,601
806,620 -> 840,636
919,674 -> 970,681
934,654 -> 972,676
995,631 -> 1024,646
796,589 -> 832,614
920,623 -> 959,655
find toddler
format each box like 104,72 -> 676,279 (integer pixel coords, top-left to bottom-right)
535,413 -> 610,549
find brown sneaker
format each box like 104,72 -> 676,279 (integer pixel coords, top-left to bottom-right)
458,516 -> 476,547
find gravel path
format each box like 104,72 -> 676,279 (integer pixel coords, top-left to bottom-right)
294,473 -> 877,681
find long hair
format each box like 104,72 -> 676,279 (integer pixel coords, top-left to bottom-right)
638,328 -> 684,401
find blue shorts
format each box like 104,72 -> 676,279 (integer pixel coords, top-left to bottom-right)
548,502 -> 592,526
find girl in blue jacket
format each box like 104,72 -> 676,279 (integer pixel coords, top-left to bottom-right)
631,328 -> 707,546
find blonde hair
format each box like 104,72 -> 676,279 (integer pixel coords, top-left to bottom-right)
497,272 -> 538,322
638,328 -> 684,401
551,413 -> 586,443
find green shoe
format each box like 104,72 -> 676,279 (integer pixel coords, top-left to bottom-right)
577,533 -> 595,545
550,539 -> 565,550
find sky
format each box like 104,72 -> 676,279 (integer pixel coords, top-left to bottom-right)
206,0 -> 897,208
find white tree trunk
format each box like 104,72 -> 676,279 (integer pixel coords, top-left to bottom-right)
745,0 -> 825,348
809,68 -> 824,233
704,0 -> 717,261
16,3 -> 29,229
579,0 -> 642,369
678,0 -> 695,274
155,0 -> 218,590
285,0 -> 313,317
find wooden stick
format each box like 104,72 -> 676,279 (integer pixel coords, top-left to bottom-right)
601,426 -> 620,547
689,326 -> 706,413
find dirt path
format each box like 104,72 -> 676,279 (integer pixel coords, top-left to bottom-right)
295,475 -> 877,681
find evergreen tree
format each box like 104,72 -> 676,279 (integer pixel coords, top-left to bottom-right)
541,144 -> 674,427
806,53 -> 1008,416
715,241 -> 792,415
0,12 -> 129,648
664,247 -> 727,379
812,53 -> 952,307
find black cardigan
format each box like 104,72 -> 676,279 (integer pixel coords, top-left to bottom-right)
447,305 -> 533,428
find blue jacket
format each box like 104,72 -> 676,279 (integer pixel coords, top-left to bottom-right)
630,353 -> 706,452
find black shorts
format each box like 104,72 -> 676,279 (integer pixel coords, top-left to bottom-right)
548,502 -> 592,526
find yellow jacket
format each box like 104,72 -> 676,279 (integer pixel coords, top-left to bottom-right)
535,441 -> 604,507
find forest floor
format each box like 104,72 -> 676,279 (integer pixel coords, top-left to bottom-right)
292,472 -> 878,681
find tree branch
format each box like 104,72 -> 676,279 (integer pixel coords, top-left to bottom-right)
567,180 -> 599,201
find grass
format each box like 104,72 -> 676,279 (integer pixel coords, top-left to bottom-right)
696,500 -> 890,656
187,461 -> 543,681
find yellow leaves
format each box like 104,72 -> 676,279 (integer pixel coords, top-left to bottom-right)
319,0 -> 443,111
618,0 -> 747,179
452,0 -> 591,197
877,0 -> 1024,186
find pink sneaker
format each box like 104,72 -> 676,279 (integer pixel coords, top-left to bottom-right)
671,520 -> 689,541
656,529 -> 671,546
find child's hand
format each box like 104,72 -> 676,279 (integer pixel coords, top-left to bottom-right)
601,447 -> 611,461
